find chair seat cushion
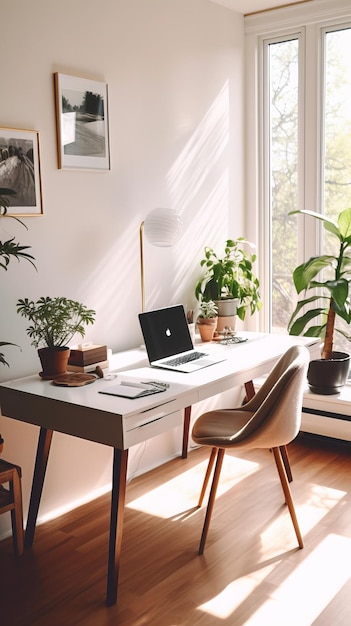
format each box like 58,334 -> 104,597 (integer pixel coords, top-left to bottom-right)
192,408 -> 254,447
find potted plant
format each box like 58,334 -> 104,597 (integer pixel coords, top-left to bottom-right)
16,296 -> 96,379
197,299 -> 218,342
288,207 -> 351,393
195,238 -> 262,330
1,188 -> 36,366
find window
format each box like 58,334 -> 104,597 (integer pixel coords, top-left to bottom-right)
246,6 -> 351,343
323,27 -> 351,223
265,35 -> 300,333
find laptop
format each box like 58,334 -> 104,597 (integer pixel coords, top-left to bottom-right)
138,305 -> 226,373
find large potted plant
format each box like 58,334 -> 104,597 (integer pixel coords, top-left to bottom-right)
197,299 -> 218,342
195,238 -> 262,330
288,207 -> 351,393
0,188 -> 36,366
16,296 -> 96,379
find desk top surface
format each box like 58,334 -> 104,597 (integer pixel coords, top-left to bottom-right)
0,332 -> 319,420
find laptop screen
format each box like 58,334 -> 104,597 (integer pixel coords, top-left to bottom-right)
139,305 -> 193,362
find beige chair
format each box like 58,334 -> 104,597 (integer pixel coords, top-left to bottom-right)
192,345 -> 309,555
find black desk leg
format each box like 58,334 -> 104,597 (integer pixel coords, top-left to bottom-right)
182,406 -> 192,459
106,447 -> 129,607
25,427 -> 53,549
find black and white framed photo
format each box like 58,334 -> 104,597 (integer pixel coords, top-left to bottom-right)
0,127 -> 43,216
54,73 -> 110,170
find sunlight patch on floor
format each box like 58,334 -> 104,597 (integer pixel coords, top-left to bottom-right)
258,483 -> 346,554
198,563 -> 277,619
297,483 -> 346,534
127,456 -> 258,518
245,534 -> 351,626
198,534 -> 351,623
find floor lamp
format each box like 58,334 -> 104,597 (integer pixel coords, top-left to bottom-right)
139,208 -> 183,312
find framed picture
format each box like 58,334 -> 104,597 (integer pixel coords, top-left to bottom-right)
0,127 -> 43,216
54,73 -> 110,170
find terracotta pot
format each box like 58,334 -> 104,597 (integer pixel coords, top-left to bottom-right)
307,351 -> 350,394
197,317 -> 217,342
38,346 -> 71,380
216,315 -> 238,333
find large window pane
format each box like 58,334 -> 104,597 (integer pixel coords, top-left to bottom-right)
323,26 -> 351,352
268,38 -> 299,332
324,27 -> 351,221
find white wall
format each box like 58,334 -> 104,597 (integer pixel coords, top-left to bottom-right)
0,0 -> 244,540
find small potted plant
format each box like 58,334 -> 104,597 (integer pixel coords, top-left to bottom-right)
1,187 -> 36,366
16,296 -> 96,379
195,238 -> 262,330
197,300 -> 218,342
288,207 -> 351,393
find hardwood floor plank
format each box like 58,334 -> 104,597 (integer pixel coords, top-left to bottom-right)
1,435 -> 350,625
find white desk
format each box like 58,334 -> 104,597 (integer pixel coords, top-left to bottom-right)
0,332 -> 319,606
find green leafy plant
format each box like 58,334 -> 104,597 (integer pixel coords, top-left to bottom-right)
16,297 -> 96,349
198,300 -> 218,319
288,207 -> 351,360
195,238 -> 262,321
1,188 -> 36,366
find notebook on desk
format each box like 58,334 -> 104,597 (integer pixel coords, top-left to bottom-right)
138,305 -> 225,373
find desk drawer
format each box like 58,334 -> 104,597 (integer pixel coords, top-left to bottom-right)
123,408 -> 182,448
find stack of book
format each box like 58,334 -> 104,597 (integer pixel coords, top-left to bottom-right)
67,344 -> 109,373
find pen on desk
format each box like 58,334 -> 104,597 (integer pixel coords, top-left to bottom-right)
120,381 -> 150,389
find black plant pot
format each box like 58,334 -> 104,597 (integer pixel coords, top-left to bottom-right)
307,351 -> 350,395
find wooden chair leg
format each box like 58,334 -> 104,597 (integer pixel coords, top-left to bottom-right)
199,448 -> 225,555
272,447 -> 303,549
280,444 -> 293,482
10,468 -> 24,556
198,447 -> 217,507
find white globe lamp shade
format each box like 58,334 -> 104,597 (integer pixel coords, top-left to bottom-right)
143,208 -> 183,247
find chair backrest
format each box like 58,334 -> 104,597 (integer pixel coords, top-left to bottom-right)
234,345 -> 309,449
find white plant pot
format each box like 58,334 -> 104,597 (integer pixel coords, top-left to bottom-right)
215,298 -> 239,317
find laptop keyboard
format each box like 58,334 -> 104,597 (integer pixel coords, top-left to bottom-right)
163,351 -> 208,367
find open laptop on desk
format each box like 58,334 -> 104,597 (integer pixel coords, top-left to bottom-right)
138,304 -> 226,372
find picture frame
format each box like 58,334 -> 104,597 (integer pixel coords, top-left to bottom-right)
54,73 -> 110,170
0,127 -> 43,216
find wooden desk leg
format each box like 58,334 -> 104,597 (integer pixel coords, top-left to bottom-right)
182,406 -> 192,459
25,427 -> 53,549
106,447 -> 129,607
244,380 -> 256,402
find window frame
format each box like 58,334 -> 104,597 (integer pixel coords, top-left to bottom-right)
244,1 -> 351,334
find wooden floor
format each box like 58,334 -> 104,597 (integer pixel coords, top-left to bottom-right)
1,434 -> 351,626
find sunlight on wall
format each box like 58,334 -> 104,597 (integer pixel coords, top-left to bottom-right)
78,81 -> 232,337
167,81 -> 230,214
127,454 -> 258,518
38,483 -> 111,525
167,82 -> 231,307
80,214 -> 141,327
170,172 -> 230,306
